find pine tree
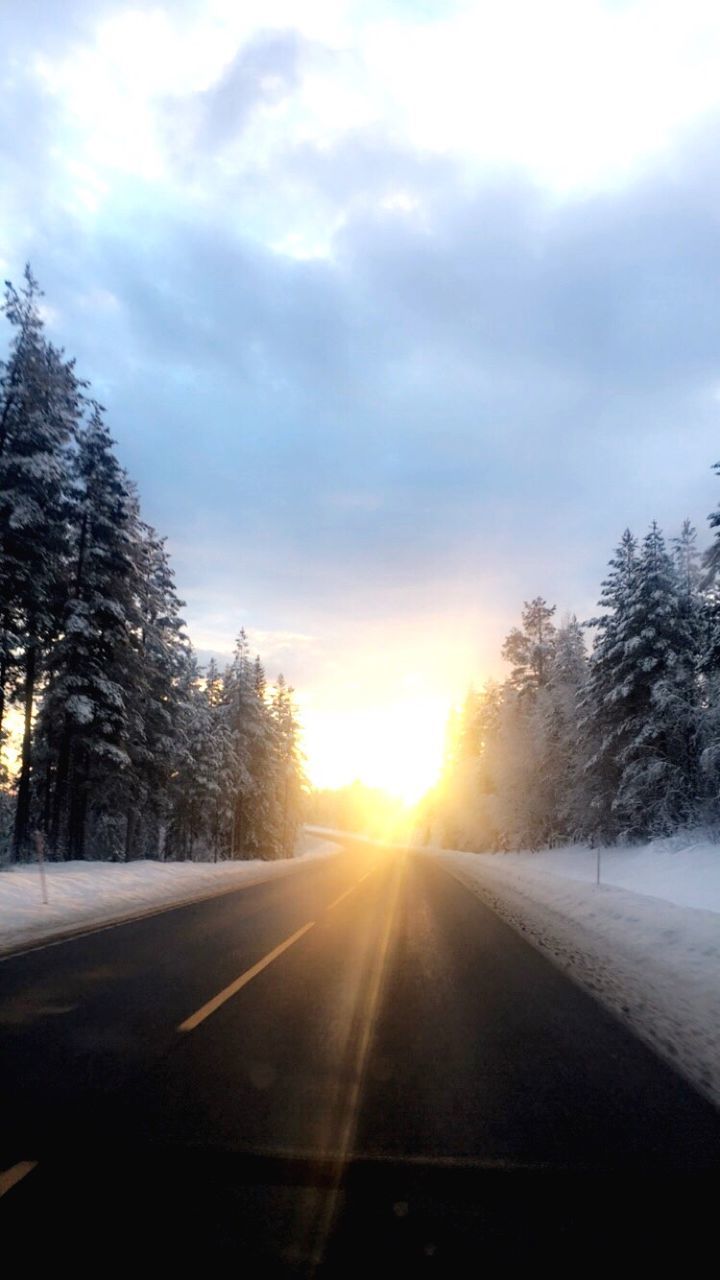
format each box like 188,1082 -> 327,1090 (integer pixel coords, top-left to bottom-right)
542,615 -> 588,841
587,524 -> 696,840
0,267 -> 83,857
124,523 -> 191,859
501,597 -> 557,697
219,631 -> 273,858
270,673 -> 305,857
582,529 -> 639,840
674,519 -> 701,603
165,654 -> 218,861
436,683 -> 504,851
35,405 -> 141,859
696,487 -> 720,815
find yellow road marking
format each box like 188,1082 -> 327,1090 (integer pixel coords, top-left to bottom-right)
178,922 -> 316,1033
0,1161 -> 38,1199
326,886 -> 356,911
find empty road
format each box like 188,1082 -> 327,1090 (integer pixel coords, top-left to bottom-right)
1,841 -> 719,1271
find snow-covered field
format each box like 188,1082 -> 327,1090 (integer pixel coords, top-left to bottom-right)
432,836 -> 720,1107
0,832 -> 342,957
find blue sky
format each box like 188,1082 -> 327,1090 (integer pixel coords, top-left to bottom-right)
3,0 -> 720,795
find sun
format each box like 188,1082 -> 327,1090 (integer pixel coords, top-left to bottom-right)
301,694 -> 448,807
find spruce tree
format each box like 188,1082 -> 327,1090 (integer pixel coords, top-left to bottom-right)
582,529 -> 639,840
270,673 -> 305,857
125,524 -> 191,858
36,406 -> 141,858
587,524 -> 696,840
541,615 -> 588,842
0,268 -> 83,857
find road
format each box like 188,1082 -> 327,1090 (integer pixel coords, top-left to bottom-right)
1,842 -> 719,1271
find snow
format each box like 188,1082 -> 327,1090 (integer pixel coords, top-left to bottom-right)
65,694 -> 95,724
431,837 -> 720,1107
0,832 -> 342,957
448,832 -> 720,913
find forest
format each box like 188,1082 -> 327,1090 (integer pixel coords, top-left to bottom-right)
432,510 -> 720,852
0,268 -> 305,863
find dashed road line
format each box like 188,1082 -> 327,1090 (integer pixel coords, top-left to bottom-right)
177,921 -> 316,1032
0,1161 -> 38,1200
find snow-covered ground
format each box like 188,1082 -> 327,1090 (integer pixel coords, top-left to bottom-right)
432,837 -> 720,1107
457,833 -> 720,912
0,832 -> 342,957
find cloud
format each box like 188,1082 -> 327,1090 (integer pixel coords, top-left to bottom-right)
194,30 -> 303,150
4,0 -> 720,711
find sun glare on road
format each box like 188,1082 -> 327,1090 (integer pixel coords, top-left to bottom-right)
301,694 -> 447,806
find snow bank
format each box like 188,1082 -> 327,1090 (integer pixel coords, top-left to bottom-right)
463,832 -> 720,913
432,845 -> 720,1107
0,832 -> 342,957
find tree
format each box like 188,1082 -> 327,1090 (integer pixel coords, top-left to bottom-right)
0,267 -> 83,857
535,615 -> 589,843
124,523 -> 192,859
270,674 -> 305,857
501,597 -> 557,697
219,631 -> 273,858
586,524 -> 697,841
581,529 -> 638,840
0,269 -> 310,866
35,405 -> 141,859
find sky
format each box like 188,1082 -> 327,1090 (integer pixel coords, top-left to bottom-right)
3,0 -> 720,800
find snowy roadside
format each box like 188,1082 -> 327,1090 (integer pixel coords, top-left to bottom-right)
0,832 -> 342,957
451,833 -> 720,913
431,845 -> 720,1108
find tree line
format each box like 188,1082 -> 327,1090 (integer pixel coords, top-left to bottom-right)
430,508 -> 720,851
0,268 -> 305,862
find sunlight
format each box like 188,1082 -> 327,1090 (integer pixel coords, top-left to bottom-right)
301,693 -> 448,806
1,706 -> 23,779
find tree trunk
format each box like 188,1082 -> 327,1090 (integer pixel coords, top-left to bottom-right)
0,623 -> 8,746
50,725 -> 72,857
12,639 -> 37,860
125,806 -> 138,861
75,785 -> 88,861
67,753 -> 88,860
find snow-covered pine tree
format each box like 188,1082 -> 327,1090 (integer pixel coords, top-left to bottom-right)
674,519 -> 702,604
0,267 -> 84,857
435,683 -> 504,851
695,486 -> 720,817
501,597 -> 557,697
35,405 -> 141,858
202,658 -> 231,859
165,653 -> 218,860
219,631 -> 273,858
582,528 -> 639,840
541,615 -> 589,842
495,598 -> 559,847
588,524 -> 697,840
270,673 -> 305,857
124,523 -> 192,859
662,520 -> 704,819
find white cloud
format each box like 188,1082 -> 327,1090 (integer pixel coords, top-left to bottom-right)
18,0 -> 720,244
29,0 -> 720,232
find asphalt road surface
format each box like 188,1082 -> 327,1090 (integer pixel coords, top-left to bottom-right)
1,842 -> 719,1272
